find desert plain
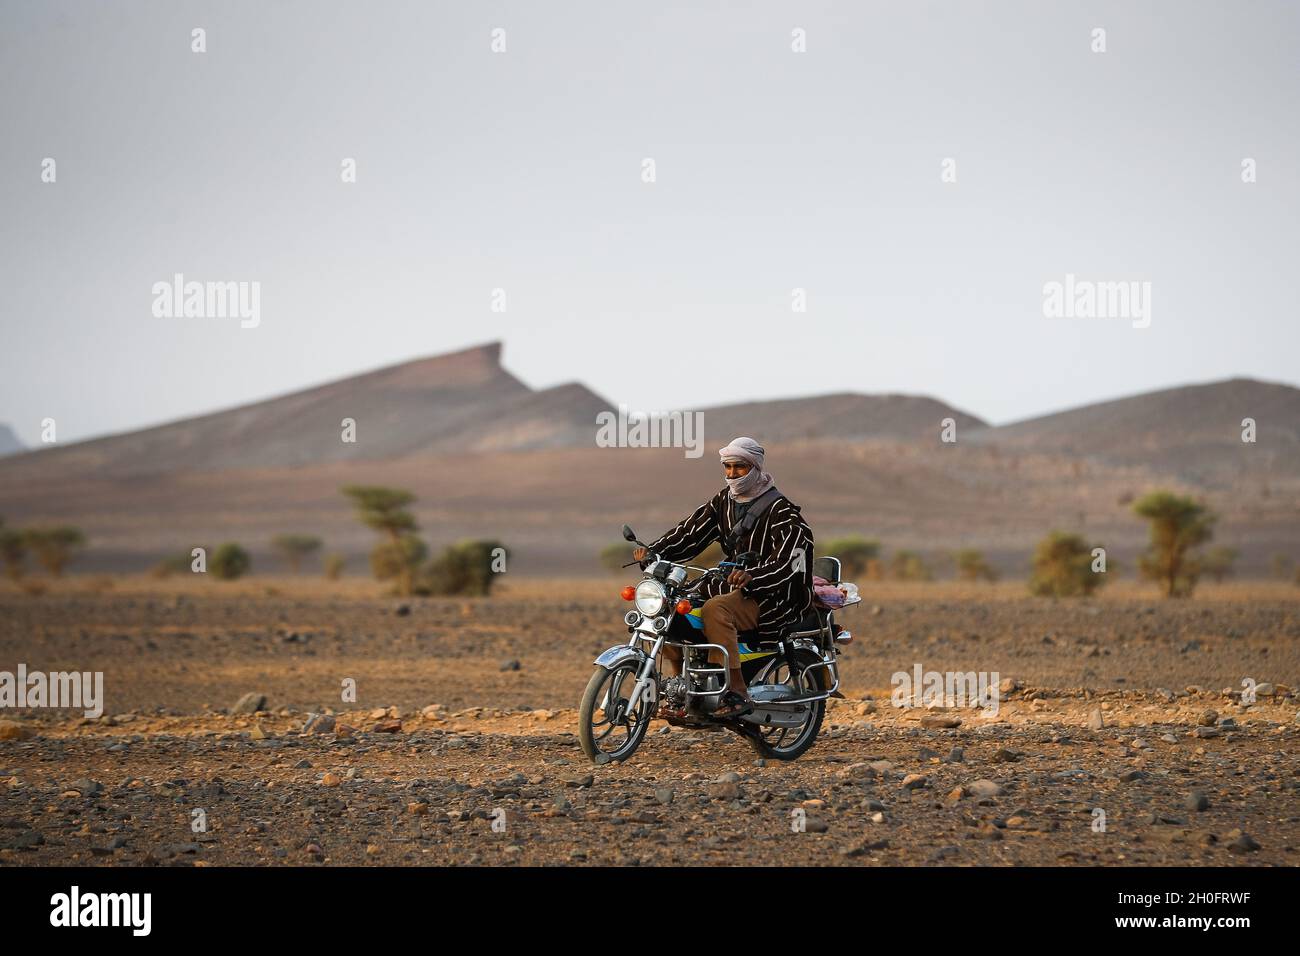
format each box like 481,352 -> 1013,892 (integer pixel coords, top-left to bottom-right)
1,576 -> 1296,867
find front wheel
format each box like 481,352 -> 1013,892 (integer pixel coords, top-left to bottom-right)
578,662 -> 654,764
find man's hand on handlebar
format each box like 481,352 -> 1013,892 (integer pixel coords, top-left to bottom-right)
632,547 -> 648,562
727,569 -> 753,589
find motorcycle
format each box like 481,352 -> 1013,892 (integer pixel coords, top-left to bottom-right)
578,524 -> 860,764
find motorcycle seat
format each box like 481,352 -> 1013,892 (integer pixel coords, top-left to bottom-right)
737,609 -> 825,646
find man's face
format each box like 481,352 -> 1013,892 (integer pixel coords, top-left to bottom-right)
723,460 -> 752,480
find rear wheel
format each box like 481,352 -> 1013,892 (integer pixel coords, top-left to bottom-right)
578,662 -> 654,764
745,647 -> 827,761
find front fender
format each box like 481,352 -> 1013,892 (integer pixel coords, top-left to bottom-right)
593,645 -> 647,669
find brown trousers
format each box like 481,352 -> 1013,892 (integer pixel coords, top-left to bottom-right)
662,589 -> 760,672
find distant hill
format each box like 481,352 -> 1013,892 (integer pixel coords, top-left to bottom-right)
697,393 -> 987,446
0,424 -> 22,457
967,378 -> 1300,486
0,343 -> 610,477
0,345 -> 1295,574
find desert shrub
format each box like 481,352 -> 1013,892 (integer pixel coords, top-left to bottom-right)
324,552 -> 346,580
823,537 -> 881,580
1133,492 -> 1215,598
1202,546 -> 1238,583
210,543 -> 251,581
24,526 -> 85,577
1028,531 -> 1105,597
956,548 -> 999,582
0,520 -> 26,580
419,540 -> 508,596
889,550 -> 933,582
272,534 -> 323,573
151,552 -> 195,579
343,485 -> 424,595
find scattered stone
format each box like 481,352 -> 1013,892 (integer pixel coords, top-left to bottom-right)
991,748 -> 1021,763
921,715 -> 961,729
372,720 -> 402,734
302,713 -> 336,735
1198,710 -> 1219,727
70,778 -> 103,796
232,693 -> 267,714
1185,792 -> 1210,812
1118,770 -> 1146,783
967,779 -> 1004,799
901,773 -> 928,791
1193,726 -> 1221,739
1087,709 -> 1104,730
320,772 -> 342,787
500,659 -> 522,671
654,788 -> 675,806
1227,831 -> 1260,854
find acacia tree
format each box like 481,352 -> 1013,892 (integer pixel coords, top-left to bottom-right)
1132,492 -> 1215,598
271,534 -> 323,574
342,485 -> 424,596
24,526 -> 86,577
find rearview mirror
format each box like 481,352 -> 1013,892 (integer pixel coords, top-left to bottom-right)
622,525 -> 637,542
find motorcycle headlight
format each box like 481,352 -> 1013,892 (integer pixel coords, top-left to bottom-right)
635,580 -> 666,616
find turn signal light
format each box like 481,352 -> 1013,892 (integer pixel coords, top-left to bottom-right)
674,599 -> 692,614
621,586 -> 636,601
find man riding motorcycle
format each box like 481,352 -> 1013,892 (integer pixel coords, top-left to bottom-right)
633,437 -> 814,719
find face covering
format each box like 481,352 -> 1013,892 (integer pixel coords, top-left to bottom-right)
719,437 -> 775,501
724,463 -> 774,501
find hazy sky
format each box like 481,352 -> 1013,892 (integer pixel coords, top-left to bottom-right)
2,0 -> 1297,445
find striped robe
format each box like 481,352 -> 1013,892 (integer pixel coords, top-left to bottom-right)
647,487 -> 814,640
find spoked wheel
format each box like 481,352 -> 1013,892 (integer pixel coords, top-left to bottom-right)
578,662 -> 655,764
746,648 -> 827,761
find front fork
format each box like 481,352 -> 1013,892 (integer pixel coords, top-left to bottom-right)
620,632 -> 665,717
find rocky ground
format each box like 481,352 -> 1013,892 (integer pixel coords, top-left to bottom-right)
1,580 -> 1298,866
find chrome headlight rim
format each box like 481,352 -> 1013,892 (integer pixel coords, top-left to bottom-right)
634,579 -> 665,616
